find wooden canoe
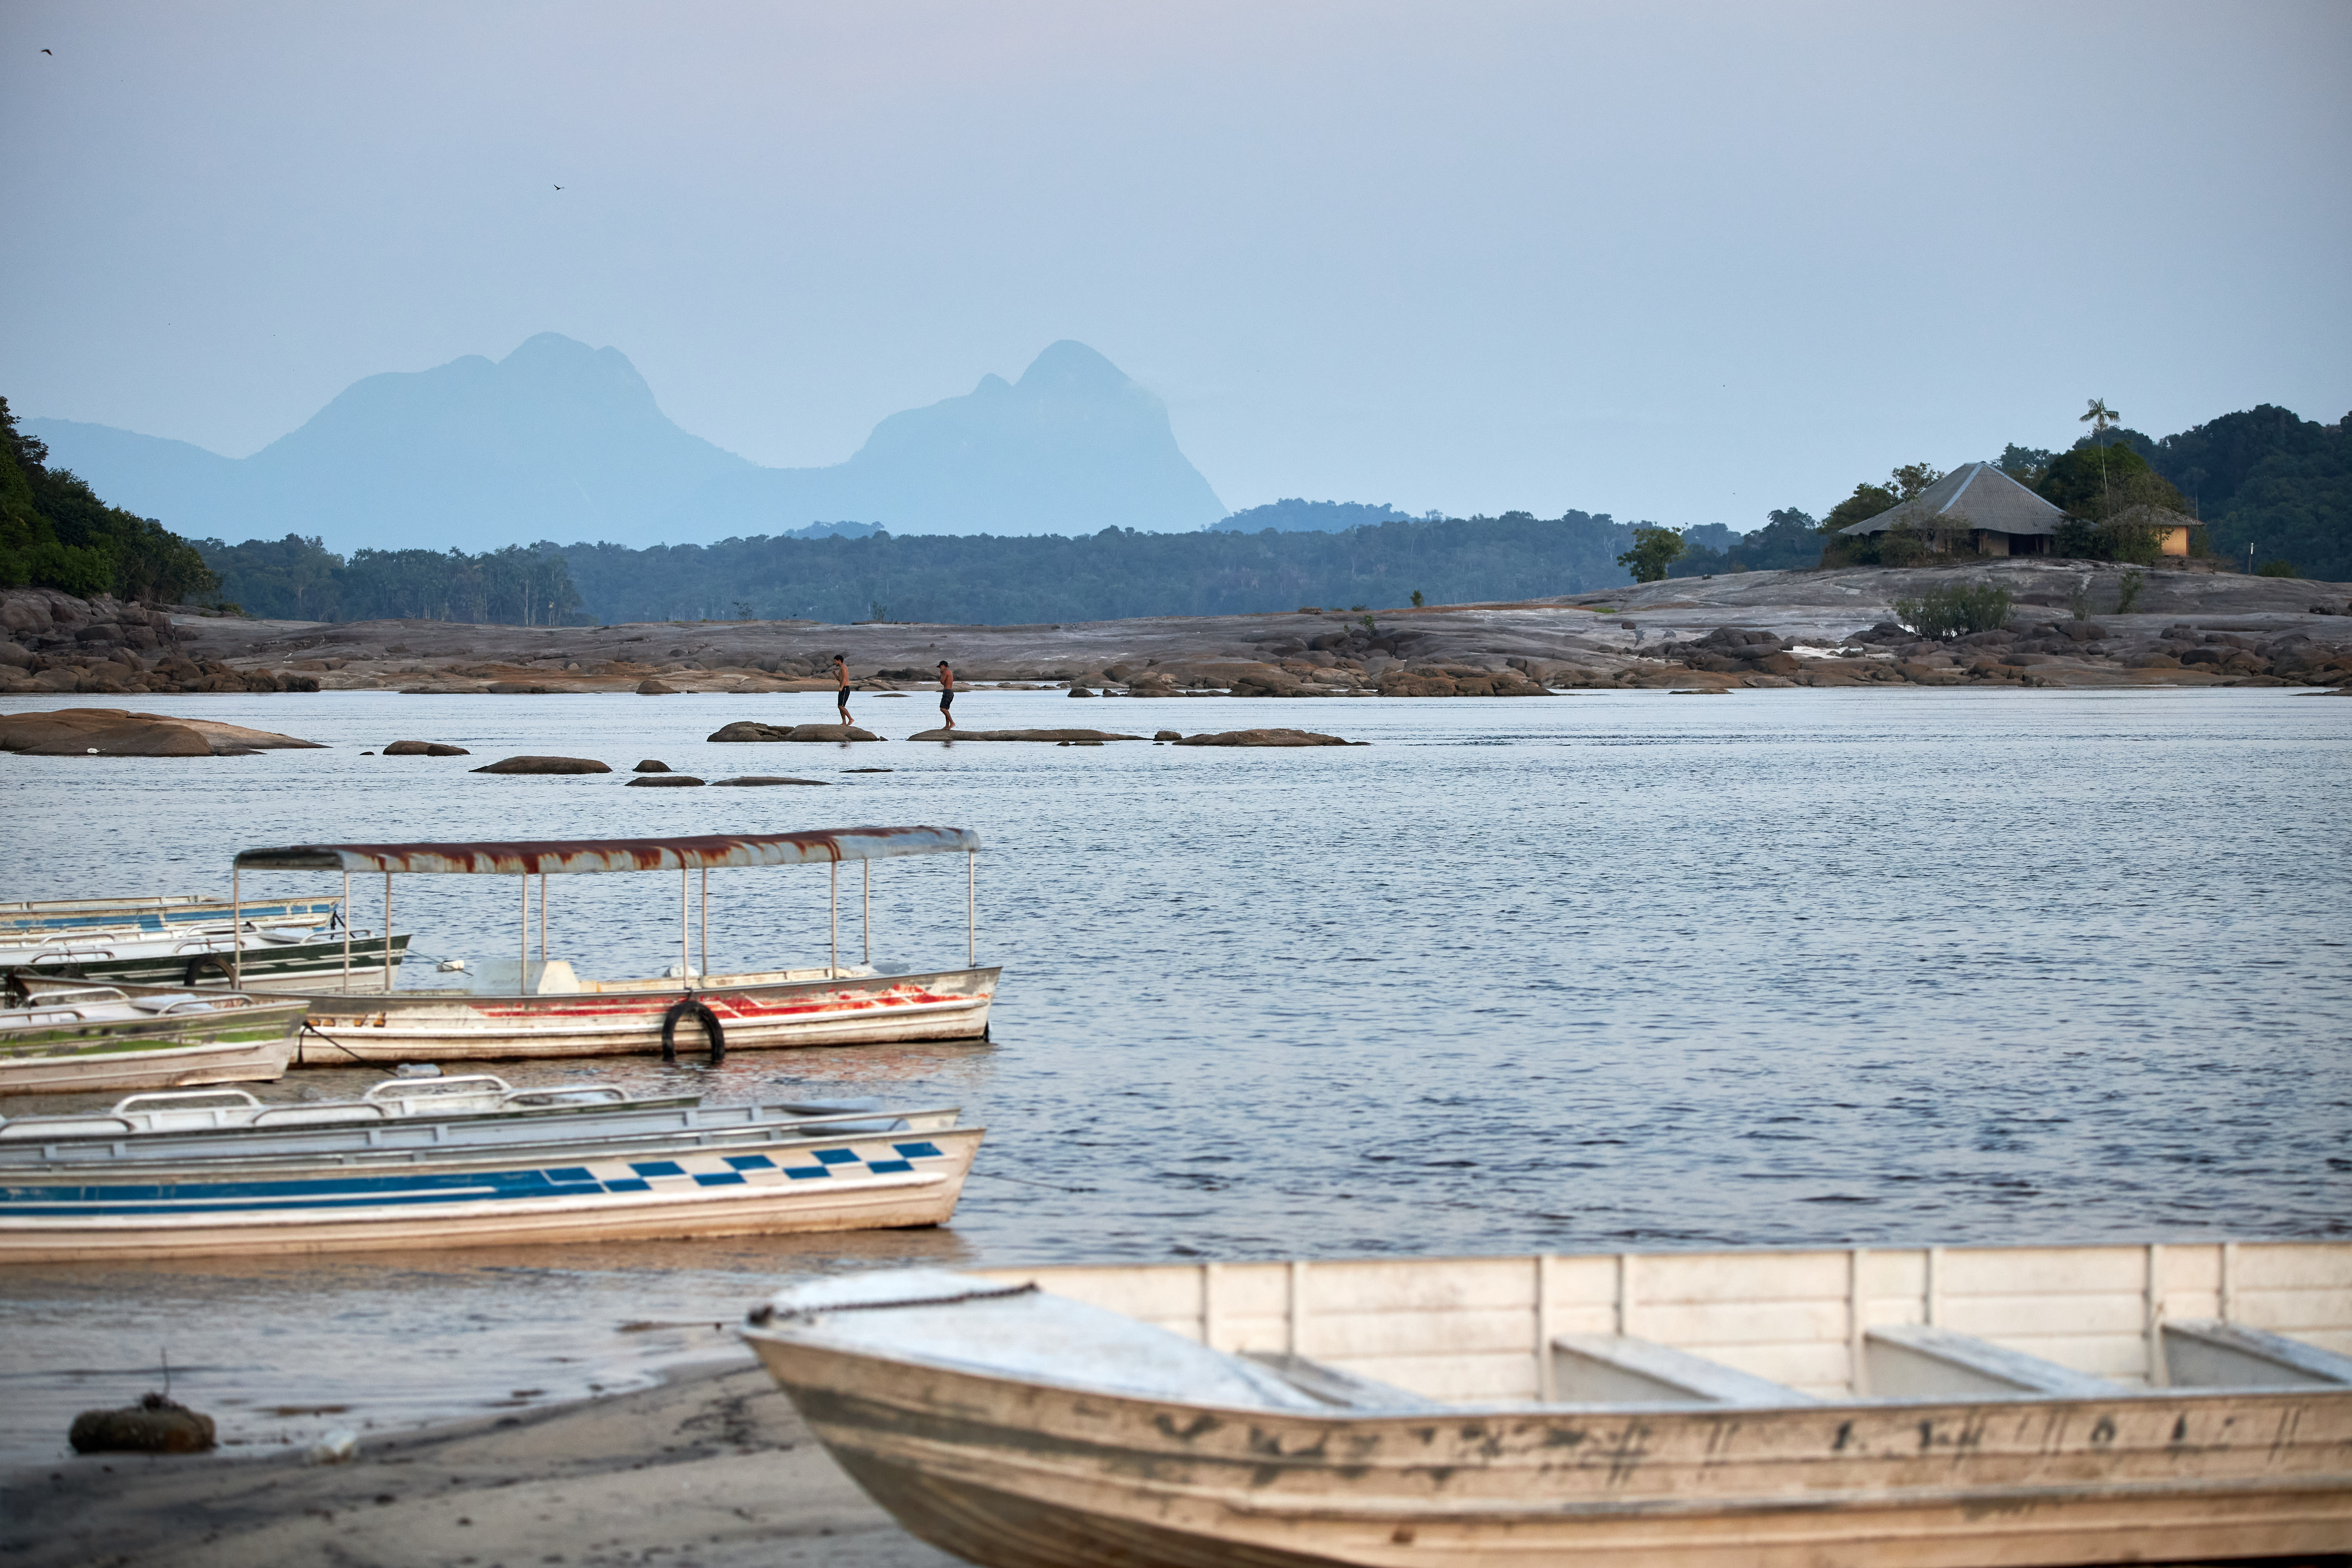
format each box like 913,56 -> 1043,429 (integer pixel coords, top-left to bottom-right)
744,1242 -> 2352,1567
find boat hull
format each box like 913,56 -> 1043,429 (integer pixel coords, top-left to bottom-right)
0,1123 -> 979,1261
0,1001 -> 305,1095
291,965 -> 999,1061
750,1337 -> 2352,1568
0,895 -> 341,937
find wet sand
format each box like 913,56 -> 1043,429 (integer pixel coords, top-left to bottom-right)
1,1358 -> 957,1568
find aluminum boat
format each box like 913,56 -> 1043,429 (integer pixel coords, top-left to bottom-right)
744,1241 -> 2352,1568
0,982 -> 306,1095
0,1099 -> 980,1260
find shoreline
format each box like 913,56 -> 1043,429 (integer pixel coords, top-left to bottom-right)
1,1356 -> 957,1568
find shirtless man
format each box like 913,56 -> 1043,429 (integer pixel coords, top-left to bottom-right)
936,660 -> 956,730
832,653 -> 852,726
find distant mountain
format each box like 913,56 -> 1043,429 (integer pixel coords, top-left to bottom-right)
666,340 -> 1223,538
1211,498 -> 1418,534
30,335 -> 755,552
26,336 -> 1224,550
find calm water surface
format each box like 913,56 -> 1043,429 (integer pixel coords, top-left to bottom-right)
2,686 -> 2347,1464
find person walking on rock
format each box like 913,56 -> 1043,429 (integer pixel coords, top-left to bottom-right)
833,654 -> 853,726
936,660 -> 956,731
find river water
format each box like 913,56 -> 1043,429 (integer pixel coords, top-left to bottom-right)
3,685 -> 2347,1465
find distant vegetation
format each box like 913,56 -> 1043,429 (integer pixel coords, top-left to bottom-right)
1210,499 -> 1418,533
194,535 -> 583,624
1895,581 -> 2014,639
0,397 -> 218,603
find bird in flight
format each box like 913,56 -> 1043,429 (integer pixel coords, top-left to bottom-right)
553,184 -> 563,190
42,47 -> 53,53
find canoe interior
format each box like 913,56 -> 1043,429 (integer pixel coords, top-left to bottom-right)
973,1241 -> 2352,1405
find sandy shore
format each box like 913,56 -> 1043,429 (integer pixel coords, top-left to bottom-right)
1,1357 -> 958,1568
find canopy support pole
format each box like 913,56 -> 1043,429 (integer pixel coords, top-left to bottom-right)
383,873 -> 393,994
519,873 -> 530,995
699,868 -> 708,982
967,850 -> 975,969
538,871 -> 547,962
230,869 -> 241,987
828,862 -> 839,977
340,870 -> 351,987
862,860 -> 871,966
679,870 -> 690,988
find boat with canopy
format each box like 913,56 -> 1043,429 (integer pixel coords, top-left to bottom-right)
744,1241 -> 2352,1568
226,827 -> 997,1062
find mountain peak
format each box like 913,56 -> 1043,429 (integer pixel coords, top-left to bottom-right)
1017,339 -> 1131,395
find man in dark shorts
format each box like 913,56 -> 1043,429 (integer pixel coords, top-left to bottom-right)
936,660 -> 956,730
832,654 -> 852,726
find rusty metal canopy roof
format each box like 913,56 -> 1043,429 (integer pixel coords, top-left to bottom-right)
234,826 -> 980,875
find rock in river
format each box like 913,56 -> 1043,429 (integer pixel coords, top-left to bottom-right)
1173,728 -> 1364,747
904,728 -> 1138,742
633,758 -> 672,772
471,756 -> 613,775
707,722 -> 880,743
383,740 -> 470,756
712,775 -> 830,786
0,708 -> 324,757
625,774 -> 705,787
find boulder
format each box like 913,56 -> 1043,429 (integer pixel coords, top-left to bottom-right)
1377,668 -> 1547,697
633,758 -> 671,772
625,774 -> 706,787
0,640 -> 32,669
1745,650 -> 1802,677
708,722 -> 880,743
0,708 -> 320,757
487,682 -> 557,694
904,728 -> 1138,742
471,756 -> 613,774
712,776 -> 830,786
69,1395 -> 216,1455
1067,686 -> 1098,697
1154,730 -> 1183,741
636,678 -> 677,695
1172,728 -> 1363,747
383,740 -> 470,756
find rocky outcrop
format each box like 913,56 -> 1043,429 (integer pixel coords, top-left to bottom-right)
1376,666 -> 1547,697
711,775 -> 829,785
633,758 -> 671,772
0,708 -> 324,757
904,728 -> 1138,742
0,590 -> 330,695
636,678 -> 677,695
707,722 -> 879,743
471,756 -> 613,774
383,740 -> 470,756
1172,728 -> 1364,747
624,774 -> 705,787
69,1395 -> 215,1455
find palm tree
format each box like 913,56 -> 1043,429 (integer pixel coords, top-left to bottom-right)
2080,398 -> 2120,511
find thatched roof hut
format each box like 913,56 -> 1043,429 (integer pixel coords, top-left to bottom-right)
1840,463 -> 2065,556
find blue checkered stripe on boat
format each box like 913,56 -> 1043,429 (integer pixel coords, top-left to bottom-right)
0,1139 -> 953,1217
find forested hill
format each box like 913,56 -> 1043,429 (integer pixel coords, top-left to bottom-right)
560,511 -> 1638,624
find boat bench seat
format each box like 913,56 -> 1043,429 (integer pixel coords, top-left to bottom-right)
2163,1319 -> 2352,1389
1866,1325 -> 2119,1399
1549,1334 -> 1814,1406
1240,1352 -> 1450,1412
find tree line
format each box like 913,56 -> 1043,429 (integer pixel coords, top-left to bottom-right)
1,397 -> 219,604
192,535 -> 585,624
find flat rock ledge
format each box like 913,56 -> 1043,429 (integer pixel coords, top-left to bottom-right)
0,708 -> 325,757
708,722 -> 880,743
471,755 -> 613,775
383,740 -> 470,756
624,773 -> 705,787
712,775 -> 829,786
1173,728 -> 1364,748
904,727 -> 1139,742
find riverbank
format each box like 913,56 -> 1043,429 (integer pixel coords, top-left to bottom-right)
8,558 -> 2325,699
1,1359 -> 954,1568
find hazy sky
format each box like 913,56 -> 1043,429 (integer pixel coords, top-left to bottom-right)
5,1 -> 2348,529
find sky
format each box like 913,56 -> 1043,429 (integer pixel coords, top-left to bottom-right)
4,0 -> 2349,531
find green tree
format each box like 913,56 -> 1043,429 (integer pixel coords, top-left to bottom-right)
1616,525 -> 1685,583
0,394 -> 217,602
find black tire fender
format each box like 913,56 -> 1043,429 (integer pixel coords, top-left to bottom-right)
661,997 -> 725,1065
185,954 -> 235,987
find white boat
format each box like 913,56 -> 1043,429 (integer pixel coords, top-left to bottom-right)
0,982 -> 306,1095
0,891 -> 342,937
0,1099 -> 981,1261
0,920 -> 409,990
744,1241 -> 2352,1568
233,827 -> 998,1062
0,1074 -> 695,1140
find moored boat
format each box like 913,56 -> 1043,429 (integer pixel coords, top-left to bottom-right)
0,982 -> 306,1095
0,1099 -> 981,1261
0,1073 -> 697,1140
0,922 -> 410,991
743,1241 -> 2352,1568
235,827 -> 997,1062
0,891 -> 342,937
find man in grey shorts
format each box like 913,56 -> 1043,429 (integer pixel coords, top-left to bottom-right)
936,660 -> 956,730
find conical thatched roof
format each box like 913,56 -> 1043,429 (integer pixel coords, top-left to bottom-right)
1839,462 -> 2066,537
